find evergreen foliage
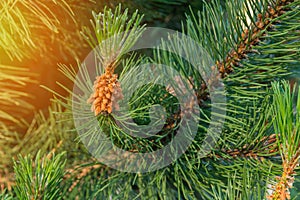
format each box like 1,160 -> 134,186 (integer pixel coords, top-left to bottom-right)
0,0 -> 300,199
0,65 -> 34,127
13,152 -> 66,200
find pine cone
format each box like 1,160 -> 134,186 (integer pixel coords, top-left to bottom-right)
87,70 -> 123,116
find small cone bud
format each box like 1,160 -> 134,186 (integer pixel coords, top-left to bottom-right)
88,69 -> 124,115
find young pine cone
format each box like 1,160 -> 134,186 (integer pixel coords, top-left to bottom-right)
87,70 -> 123,116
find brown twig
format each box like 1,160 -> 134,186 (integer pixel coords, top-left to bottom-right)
216,0 -> 294,78
267,132 -> 300,200
197,0 -> 295,101
267,149 -> 300,199
210,134 -> 279,160
64,161 -> 103,192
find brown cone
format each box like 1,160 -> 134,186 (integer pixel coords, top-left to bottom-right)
87,70 -> 123,116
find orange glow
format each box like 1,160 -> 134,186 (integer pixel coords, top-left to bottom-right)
0,0 -> 108,131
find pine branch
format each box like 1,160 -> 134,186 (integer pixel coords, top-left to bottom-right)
44,0 -> 300,199
81,5 -> 145,116
0,189 -> 13,200
13,151 -> 66,200
210,133 -> 279,160
0,64 -> 35,127
18,98 -> 90,165
64,161 -> 103,193
0,64 -> 36,192
0,98 -> 88,192
267,81 -> 300,200
0,0 -> 72,60
0,0 -> 107,62
187,0 -> 298,106
214,0 -> 296,78
180,0 -> 299,153
210,161 -> 272,199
